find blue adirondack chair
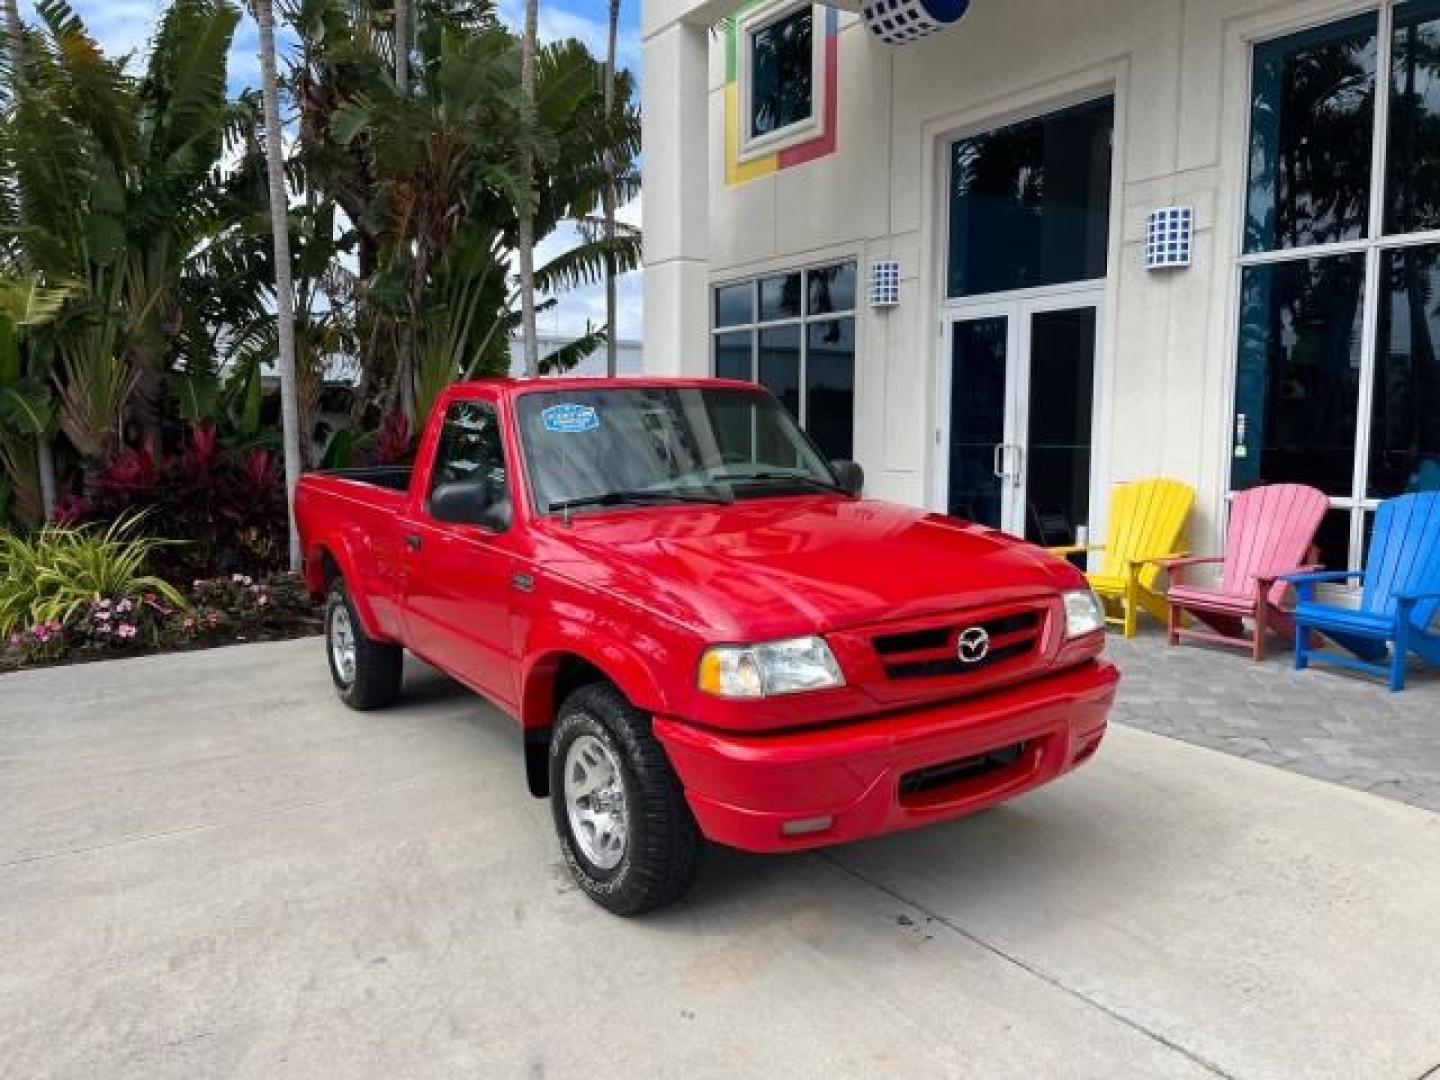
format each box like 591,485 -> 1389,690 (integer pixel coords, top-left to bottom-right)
1283,492 -> 1440,692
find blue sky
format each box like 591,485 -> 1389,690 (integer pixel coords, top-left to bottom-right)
19,0 -> 645,341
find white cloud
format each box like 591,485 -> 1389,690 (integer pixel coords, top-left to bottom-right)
20,0 -> 160,64
528,193 -> 643,342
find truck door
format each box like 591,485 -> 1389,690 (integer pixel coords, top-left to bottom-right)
399,398 -> 519,711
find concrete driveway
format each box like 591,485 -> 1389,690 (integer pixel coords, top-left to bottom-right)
2,639 -> 1438,1080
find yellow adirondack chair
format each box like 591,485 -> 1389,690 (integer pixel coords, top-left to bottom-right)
1050,478 -> 1195,638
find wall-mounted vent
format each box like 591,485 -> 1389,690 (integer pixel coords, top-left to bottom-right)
861,0 -> 970,47
869,260 -> 901,307
1146,206 -> 1193,270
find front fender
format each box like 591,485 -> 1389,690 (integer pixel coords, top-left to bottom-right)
519,613 -> 687,732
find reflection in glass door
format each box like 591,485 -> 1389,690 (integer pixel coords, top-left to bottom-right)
1024,308 -> 1095,547
938,298 -> 1100,546
946,315 -> 1010,528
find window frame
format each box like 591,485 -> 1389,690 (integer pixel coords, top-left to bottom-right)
1231,0 -> 1440,572
735,0 -> 826,163
710,259 -> 859,454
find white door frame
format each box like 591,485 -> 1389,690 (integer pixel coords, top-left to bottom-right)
932,282 -> 1107,542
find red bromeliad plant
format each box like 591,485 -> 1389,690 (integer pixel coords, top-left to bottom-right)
79,424 -> 289,582
373,410 -> 414,465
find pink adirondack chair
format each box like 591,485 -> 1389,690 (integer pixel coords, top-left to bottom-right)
1154,484 -> 1329,661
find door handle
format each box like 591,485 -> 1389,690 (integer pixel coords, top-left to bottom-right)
1010,444 -> 1024,488
404,534 -> 422,552
993,443 -> 1007,479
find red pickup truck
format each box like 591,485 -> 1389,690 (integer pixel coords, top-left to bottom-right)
296,378 -> 1117,914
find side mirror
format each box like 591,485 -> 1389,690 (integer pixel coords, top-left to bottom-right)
430,477 -> 497,527
830,460 -> 865,497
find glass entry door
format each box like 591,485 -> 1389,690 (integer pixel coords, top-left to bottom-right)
937,294 -> 1100,547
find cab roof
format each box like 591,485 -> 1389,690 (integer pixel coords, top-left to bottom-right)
443,376 -> 762,401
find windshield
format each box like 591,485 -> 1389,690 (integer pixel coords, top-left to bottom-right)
515,386 -> 839,515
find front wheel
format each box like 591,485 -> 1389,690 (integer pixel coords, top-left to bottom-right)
549,683 -> 701,915
325,583 -> 403,710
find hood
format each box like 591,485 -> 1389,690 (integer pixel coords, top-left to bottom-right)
535,496 -> 1084,641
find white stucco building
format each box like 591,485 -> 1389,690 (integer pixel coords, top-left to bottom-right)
641,0 -> 1440,571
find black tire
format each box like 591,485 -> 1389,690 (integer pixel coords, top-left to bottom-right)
324,583 -> 403,710
549,683 -> 701,915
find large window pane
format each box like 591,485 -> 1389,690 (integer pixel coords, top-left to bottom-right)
758,325 -> 802,421
1232,255 -> 1365,497
807,263 -> 856,315
1371,246 -> 1440,496
1245,15 -> 1377,253
759,272 -> 803,321
749,6 -> 812,139
947,97 -> 1113,298
1387,0 -> 1440,234
715,331 -> 753,382
714,283 -> 753,328
1025,308 -> 1095,547
947,317 -> 1009,527
806,317 -> 854,460
1310,507 -> 1355,571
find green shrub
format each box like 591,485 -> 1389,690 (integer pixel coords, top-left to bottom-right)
0,514 -> 185,637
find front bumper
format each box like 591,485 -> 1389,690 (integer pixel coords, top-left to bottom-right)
652,660 -> 1118,853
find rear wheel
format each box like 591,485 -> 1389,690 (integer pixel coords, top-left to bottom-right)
549,683 -> 701,915
325,583 -> 403,710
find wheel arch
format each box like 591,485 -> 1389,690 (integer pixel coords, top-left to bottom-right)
519,646 -> 670,798
308,537 -> 385,639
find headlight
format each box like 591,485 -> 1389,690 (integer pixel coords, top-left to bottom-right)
698,636 -> 845,698
1063,589 -> 1106,638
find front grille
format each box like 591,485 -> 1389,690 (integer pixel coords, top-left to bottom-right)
898,742 -> 1027,798
872,610 -> 1042,680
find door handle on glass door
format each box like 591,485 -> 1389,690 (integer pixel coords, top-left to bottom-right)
993,443 -> 1007,479
1009,445 -> 1023,487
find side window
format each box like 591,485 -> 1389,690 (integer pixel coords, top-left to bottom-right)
429,401 -> 511,529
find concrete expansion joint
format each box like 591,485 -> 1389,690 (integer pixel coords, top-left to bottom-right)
815,850 -> 1240,1080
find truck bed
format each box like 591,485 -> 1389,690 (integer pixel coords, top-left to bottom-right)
313,466 -> 413,492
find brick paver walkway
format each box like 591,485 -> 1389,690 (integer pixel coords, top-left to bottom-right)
1107,630 -> 1440,814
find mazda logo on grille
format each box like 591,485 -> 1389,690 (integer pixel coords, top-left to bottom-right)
957,626 -> 991,664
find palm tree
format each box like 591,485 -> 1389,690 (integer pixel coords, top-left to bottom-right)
517,0 -> 538,377
252,0 -> 304,570
3,0 -> 249,474
393,0 -> 408,94
602,0 -> 619,376
1,0 -> 56,520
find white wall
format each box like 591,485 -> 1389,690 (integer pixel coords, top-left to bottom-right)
644,0 -> 1367,554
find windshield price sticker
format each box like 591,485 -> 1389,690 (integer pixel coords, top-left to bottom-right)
542,403 -> 600,433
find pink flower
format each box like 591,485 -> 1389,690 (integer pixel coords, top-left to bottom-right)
116,599 -> 133,614
98,598 -> 112,609
7,633 -> 20,648
117,624 -> 137,640
183,617 -> 197,631
93,608 -> 111,622
31,625 -> 52,643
